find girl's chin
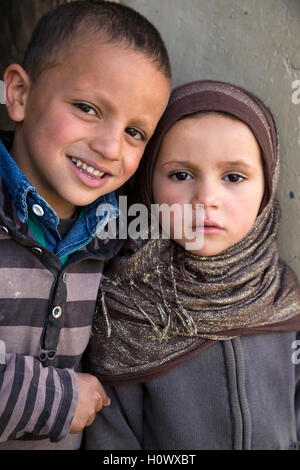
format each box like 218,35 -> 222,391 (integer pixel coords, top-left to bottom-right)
174,240 -> 227,257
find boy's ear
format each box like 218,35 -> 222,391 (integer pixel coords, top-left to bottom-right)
3,64 -> 31,122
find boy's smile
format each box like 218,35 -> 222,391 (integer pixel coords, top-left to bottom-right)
152,112 -> 265,256
6,41 -> 170,218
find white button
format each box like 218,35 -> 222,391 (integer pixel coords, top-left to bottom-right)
32,204 -> 44,217
0,225 -> 9,234
31,247 -> 43,255
52,306 -> 62,319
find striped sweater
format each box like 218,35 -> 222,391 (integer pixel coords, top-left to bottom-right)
0,176 -> 121,449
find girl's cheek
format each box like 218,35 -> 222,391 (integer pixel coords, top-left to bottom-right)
158,190 -> 180,206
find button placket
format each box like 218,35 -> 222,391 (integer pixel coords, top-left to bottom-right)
42,274 -> 67,352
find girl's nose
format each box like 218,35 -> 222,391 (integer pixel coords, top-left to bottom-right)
191,181 -> 220,208
89,126 -> 122,162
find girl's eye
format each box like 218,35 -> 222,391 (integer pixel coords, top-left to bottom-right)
170,171 -> 192,181
74,103 -> 97,116
224,173 -> 245,183
125,127 -> 145,141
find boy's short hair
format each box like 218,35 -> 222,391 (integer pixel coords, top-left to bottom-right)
22,0 -> 171,81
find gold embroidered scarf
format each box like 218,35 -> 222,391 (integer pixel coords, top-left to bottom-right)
84,81 -> 300,385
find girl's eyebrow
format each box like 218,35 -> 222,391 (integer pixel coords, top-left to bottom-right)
162,159 -> 256,170
218,160 -> 256,171
162,160 -> 195,168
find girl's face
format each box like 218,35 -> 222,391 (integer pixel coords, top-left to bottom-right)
152,112 -> 265,256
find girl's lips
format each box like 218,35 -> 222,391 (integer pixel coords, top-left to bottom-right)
190,221 -> 224,234
202,226 -> 224,234
204,220 -> 223,229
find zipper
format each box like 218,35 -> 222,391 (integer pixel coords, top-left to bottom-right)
223,338 -> 252,449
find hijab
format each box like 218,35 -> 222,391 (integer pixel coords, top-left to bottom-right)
84,80 -> 300,385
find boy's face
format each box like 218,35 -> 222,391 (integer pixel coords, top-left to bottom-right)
8,42 -> 170,218
152,113 -> 265,256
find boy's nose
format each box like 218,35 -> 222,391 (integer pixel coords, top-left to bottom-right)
89,128 -> 122,162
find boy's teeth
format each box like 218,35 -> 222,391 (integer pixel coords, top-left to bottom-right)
71,157 -> 105,177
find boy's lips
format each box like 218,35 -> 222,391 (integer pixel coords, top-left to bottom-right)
67,155 -> 113,189
67,155 -> 113,177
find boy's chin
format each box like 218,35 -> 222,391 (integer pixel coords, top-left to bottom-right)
53,194 -> 107,219
63,192 -> 110,208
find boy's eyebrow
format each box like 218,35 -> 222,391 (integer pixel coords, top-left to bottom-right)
70,87 -> 153,133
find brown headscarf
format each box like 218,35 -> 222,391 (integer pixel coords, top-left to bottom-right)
84,80 -> 300,386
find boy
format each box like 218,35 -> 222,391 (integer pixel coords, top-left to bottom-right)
0,0 -> 171,449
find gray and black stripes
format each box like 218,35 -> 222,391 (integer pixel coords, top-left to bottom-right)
0,354 -> 78,443
0,184 -> 109,447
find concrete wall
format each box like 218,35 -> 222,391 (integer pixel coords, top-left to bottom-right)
124,0 -> 300,278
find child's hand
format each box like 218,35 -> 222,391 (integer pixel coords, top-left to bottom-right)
70,372 -> 111,434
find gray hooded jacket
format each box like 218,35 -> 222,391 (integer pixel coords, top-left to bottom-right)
85,332 -> 300,450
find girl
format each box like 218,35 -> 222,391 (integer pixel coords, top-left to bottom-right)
84,80 -> 300,450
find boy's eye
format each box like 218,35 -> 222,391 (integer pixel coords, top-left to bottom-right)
170,171 -> 192,181
74,103 -> 97,116
125,127 -> 145,141
224,173 -> 245,183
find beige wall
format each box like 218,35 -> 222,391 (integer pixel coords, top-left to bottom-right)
124,0 -> 300,278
